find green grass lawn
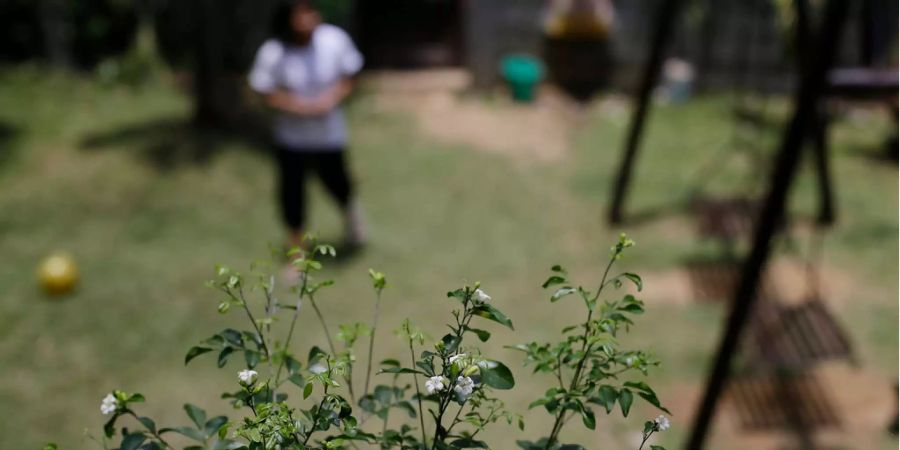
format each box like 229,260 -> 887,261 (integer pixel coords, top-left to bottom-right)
0,66 -> 896,449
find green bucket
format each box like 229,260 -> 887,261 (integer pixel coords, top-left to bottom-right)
501,54 -> 544,102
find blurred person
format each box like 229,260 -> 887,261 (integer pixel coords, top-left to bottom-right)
248,0 -> 366,253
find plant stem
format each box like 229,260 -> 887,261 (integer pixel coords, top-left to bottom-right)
363,289 -> 382,398
234,288 -> 271,359
544,255 -> 618,449
309,296 -> 336,355
433,299 -> 473,448
381,378 -> 397,441
273,269 -> 308,391
303,384 -> 330,446
638,430 -> 654,450
408,340 -> 428,446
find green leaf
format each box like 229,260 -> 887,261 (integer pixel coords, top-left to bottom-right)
137,416 -> 156,434
303,382 -> 314,399
395,401 -> 417,418
288,374 -> 306,388
650,446 -> 666,450
591,385 -> 618,414
221,329 -> 243,346
446,288 -> 466,301
380,359 -> 400,368
542,275 -> 566,288
471,304 -> 514,330
103,414 -> 118,438
184,404 -> 207,430
161,427 -> 206,442
244,350 -> 259,368
185,346 -> 212,365
449,438 -> 488,448
551,287 -> 577,302
441,334 -> 461,354
120,433 -> 146,450
619,389 -> 633,417
624,381 -> 671,414
308,346 -> 327,365
285,356 -> 302,374
358,395 -> 377,413
204,416 -> 228,437
217,347 -> 234,368
374,385 -> 393,404
622,273 -> 643,291
580,406 -> 596,430
477,360 -> 515,390
551,264 -> 566,273
379,367 -> 426,375
465,326 -> 491,342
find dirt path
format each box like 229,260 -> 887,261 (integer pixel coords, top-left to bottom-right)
364,69 -> 584,163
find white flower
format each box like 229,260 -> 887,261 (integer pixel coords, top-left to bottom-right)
453,376 -> 475,400
472,289 -> 491,303
449,354 -> 467,366
100,393 -> 117,415
238,369 -> 258,385
625,356 -> 635,367
425,376 -> 447,395
309,363 -> 327,374
654,415 -> 670,431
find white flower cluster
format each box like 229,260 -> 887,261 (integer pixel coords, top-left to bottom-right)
100,393 -> 117,415
472,289 -> 491,303
654,415 -> 670,431
454,376 -> 475,401
424,375 -> 477,401
425,376 -> 447,395
238,369 -> 258,385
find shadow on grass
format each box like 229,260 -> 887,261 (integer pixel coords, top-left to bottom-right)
78,116 -> 270,171
854,136 -> 899,165
0,121 -> 22,171
612,196 -> 691,226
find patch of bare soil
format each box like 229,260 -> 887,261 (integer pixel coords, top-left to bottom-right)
364,69 -> 584,163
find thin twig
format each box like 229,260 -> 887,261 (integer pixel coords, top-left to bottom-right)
409,340 -> 428,446
363,289 -> 382,398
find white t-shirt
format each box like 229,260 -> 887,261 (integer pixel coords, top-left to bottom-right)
248,24 -> 363,151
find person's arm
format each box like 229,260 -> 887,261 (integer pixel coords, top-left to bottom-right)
311,76 -> 357,112
263,89 -> 320,116
263,76 -> 355,117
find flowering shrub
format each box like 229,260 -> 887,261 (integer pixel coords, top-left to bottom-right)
52,234 -> 669,450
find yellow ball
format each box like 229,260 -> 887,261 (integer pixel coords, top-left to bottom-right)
38,253 -> 78,295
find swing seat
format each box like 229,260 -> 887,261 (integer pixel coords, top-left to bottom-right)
684,258 -> 777,303
746,298 -> 855,370
827,67 -> 898,101
691,196 -> 758,241
726,372 -> 841,431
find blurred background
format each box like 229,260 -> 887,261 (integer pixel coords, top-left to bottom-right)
0,0 -> 897,449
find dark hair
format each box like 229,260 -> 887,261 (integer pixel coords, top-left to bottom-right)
271,0 -> 320,42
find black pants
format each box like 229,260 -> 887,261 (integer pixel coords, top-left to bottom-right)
276,146 -> 353,230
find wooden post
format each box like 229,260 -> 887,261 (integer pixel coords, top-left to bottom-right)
795,0 -> 837,226
607,0 -> 684,224
684,0 -> 849,448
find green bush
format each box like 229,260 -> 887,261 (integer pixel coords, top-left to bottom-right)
47,235 -> 670,450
